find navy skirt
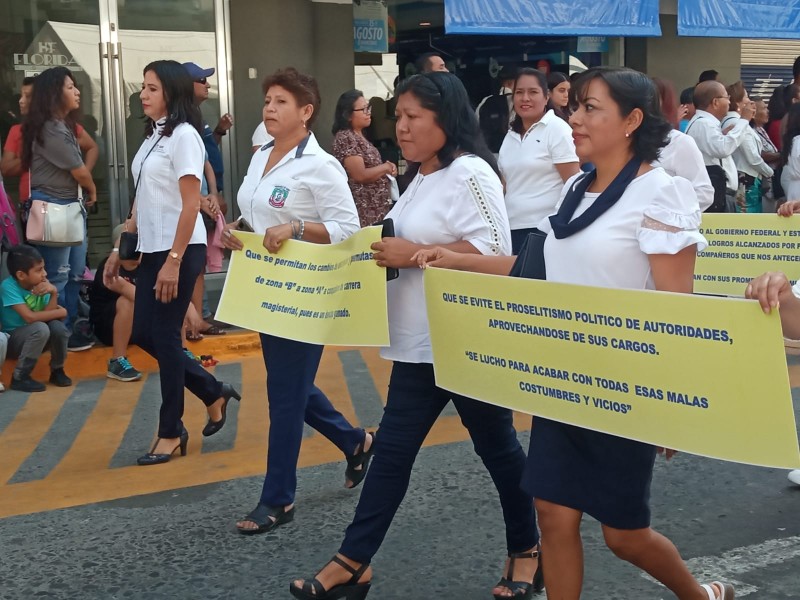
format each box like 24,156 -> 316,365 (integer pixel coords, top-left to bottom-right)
522,417 -> 657,530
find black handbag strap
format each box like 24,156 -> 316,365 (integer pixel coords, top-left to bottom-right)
127,133 -> 164,219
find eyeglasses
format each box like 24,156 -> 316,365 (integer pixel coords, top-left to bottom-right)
353,106 -> 372,114
195,77 -> 207,85
715,94 -> 730,100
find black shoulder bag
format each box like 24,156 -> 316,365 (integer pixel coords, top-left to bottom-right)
119,134 -> 164,260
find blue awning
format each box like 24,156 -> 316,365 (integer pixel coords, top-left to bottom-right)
678,0 -> 800,39
443,0 -> 662,37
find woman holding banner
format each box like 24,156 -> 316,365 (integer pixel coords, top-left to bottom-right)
220,68 -> 372,536
290,72 -> 539,600
413,67 -> 735,599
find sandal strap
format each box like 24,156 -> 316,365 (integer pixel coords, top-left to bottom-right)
303,578 -> 326,595
243,503 -> 283,526
330,555 -> 369,584
508,549 -> 539,560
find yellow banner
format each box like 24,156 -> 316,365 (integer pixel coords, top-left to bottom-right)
424,268 -> 800,468
695,214 -> 800,296
216,226 -> 388,346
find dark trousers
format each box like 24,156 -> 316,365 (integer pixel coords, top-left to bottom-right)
339,361 -> 538,564
132,245 -> 222,439
259,333 -> 365,507
511,227 -> 538,255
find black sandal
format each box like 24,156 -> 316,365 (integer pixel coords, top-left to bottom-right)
344,431 -> 375,489
289,555 -> 371,600
236,503 -> 294,536
493,548 -> 544,599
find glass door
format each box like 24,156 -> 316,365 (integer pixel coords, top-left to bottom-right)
0,0 -> 230,267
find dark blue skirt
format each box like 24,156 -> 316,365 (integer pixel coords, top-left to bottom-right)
522,417 -> 657,530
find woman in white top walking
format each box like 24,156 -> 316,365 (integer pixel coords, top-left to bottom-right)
221,68 -> 373,536
290,71 -> 539,600
103,60 -> 239,466
498,68 -> 579,253
414,67 -> 735,600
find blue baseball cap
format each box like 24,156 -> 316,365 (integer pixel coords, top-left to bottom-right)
182,62 -> 215,80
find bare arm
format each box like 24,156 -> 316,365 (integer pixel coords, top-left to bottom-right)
0,149 -> 21,178
373,238 -> 485,270
70,165 -> 97,206
413,246 -> 517,275
555,162 -> 581,182
77,129 -> 99,171
343,155 -> 396,184
745,271 -> 800,339
648,245 -> 697,294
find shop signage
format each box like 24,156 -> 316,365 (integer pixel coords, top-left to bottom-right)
577,36 -> 609,53
14,41 -> 82,72
353,0 -> 388,53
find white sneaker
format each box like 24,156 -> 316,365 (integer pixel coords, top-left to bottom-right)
0,382 -> 5,392
788,470 -> 800,485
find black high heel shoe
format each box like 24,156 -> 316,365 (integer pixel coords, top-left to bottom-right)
493,547 -> 543,599
202,383 -> 241,437
136,428 -> 189,466
289,555 -> 370,600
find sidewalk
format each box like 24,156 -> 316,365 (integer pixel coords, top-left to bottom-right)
0,330 -> 263,385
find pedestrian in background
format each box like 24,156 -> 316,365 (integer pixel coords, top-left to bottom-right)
103,59 -> 239,466
332,89 -> 396,227
21,66 -> 97,351
499,68 -> 579,253
780,104 -> 800,202
546,71 -> 572,122
725,81 -> 770,212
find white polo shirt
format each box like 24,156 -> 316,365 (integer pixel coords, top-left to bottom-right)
251,121 -> 273,148
382,154 -> 511,364
654,129 -> 714,212
498,109 -> 578,230
131,121 -> 207,253
685,110 -> 748,191
236,132 -> 359,243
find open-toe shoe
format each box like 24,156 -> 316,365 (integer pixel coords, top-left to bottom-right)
289,555 -> 370,600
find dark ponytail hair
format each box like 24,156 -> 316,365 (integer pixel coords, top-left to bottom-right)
142,60 -> 202,138
395,72 -> 499,176
21,67 -> 80,170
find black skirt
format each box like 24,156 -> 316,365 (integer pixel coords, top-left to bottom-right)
522,417 -> 657,530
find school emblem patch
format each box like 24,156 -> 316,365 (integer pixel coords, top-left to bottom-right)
268,185 -> 290,208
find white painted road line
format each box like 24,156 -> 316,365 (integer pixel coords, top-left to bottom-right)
642,534 -> 800,597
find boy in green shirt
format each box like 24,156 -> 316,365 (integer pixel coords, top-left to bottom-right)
1,245 -> 71,392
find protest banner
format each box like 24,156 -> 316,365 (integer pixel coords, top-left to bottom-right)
695,214 -> 800,296
216,226 -> 388,346
424,267 -> 800,468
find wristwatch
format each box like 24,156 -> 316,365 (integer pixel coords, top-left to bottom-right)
168,251 -> 182,263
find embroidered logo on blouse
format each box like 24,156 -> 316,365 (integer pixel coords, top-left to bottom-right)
268,186 -> 290,208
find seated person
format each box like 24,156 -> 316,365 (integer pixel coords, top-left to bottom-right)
745,269 -> 800,486
90,230 -> 142,382
1,245 -> 71,392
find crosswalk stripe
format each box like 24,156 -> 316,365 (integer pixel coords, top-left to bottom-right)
108,372 -> 162,469
8,379 -> 106,484
338,349 -> 387,430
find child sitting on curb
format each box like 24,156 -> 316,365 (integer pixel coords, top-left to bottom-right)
1,245 -> 71,392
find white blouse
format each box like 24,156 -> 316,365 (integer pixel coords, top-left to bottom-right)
236,133 -> 359,243
382,154 -> 511,364
498,110 -> 578,230
131,122 -> 207,253
538,168 -> 707,291
781,136 -> 800,202
654,130 -> 714,212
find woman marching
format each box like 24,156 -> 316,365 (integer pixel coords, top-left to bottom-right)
221,68 -> 374,536
103,60 -> 239,466
414,67 -> 735,600
290,71 -> 540,600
